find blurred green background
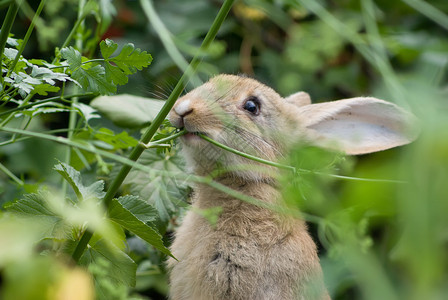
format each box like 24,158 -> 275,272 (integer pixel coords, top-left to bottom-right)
1,0 -> 447,299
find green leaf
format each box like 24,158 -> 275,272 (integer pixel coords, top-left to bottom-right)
73,102 -> 101,123
31,83 -> 60,95
79,239 -> 137,287
115,195 -> 158,224
109,43 -> 152,75
30,65 -> 79,87
125,149 -> 188,223
21,106 -> 69,117
109,196 -> 173,257
54,162 -> 106,202
94,128 -> 139,150
90,94 -> 164,128
104,62 -> 128,86
100,39 -> 118,59
6,36 -> 19,47
60,46 -> 82,71
5,193 -> 72,240
4,72 -> 42,98
3,48 -> 18,60
72,64 -> 116,95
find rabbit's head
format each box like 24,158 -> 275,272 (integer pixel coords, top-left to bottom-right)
169,74 -> 417,180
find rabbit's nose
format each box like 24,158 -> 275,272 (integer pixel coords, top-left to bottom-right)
170,99 -> 193,128
174,99 -> 193,118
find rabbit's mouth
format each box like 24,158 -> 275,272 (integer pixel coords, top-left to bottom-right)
181,130 -> 209,144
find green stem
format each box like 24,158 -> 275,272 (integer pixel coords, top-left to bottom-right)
295,0 -> 408,107
402,0 -> 448,30
198,133 -> 295,172
7,0 -> 46,77
62,0 -> 85,198
0,0 -> 14,9
70,0 -> 236,263
0,128 -> 78,146
0,0 -> 22,68
199,133 -> 406,184
140,129 -> 186,148
0,93 -> 94,117
51,7 -> 86,64
0,93 -> 33,127
61,17 -> 83,50
0,126 -> 273,210
140,0 -> 201,86
0,161 -> 24,186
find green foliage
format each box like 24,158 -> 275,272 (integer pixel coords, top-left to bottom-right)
54,162 -> 106,201
80,239 -> 137,288
124,148 -> 189,223
90,94 -> 165,128
6,192 -> 73,240
60,42 -> 152,95
1,0 -> 447,299
109,195 -> 173,257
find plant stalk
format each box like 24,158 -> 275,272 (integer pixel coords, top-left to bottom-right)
7,0 -> 46,76
70,0 -> 236,263
0,93 -> 94,117
0,161 -> 24,186
0,0 -> 22,68
61,0 -> 86,197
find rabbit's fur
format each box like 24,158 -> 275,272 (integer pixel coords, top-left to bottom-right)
167,75 -> 416,300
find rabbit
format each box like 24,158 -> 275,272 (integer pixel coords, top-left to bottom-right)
166,74 -> 417,300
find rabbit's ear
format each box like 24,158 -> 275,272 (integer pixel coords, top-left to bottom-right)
285,92 -> 311,107
297,97 -> 418,155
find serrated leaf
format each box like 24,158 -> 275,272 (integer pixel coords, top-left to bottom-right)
28,59 -> 46,65
31,83 -> 60,95
5,193 -> 72,240
79,239 -> 137,287
90,94 -> 164,128
30,65 -> 75,85
73,102 -> 101,123
115,195 -> 158,224
6,36 -> 19,47
4,48 -> 18,60
100,39 -> 118,59
110,43 -> 152,75
61,47 -> 82,71
4,72 -> 42,98
109,196 -> 173,257
125,149 -> 188,223
94,128 -> 138,150
104,62 -> 128,85
71,64 -> 116,95
54,162 -> 106,202
21,106 -> 69,117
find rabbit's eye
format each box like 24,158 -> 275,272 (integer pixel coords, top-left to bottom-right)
243,97 -> 261,116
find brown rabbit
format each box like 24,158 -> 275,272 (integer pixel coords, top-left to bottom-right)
167,74 -> 416,300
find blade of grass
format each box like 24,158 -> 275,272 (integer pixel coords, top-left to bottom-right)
71,0 -> 236,263
294,0 -> 409,107
0,0 -> 14,9
402,0 -> 448,30
140,0 -> 202,87
361,0 -> 408,108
